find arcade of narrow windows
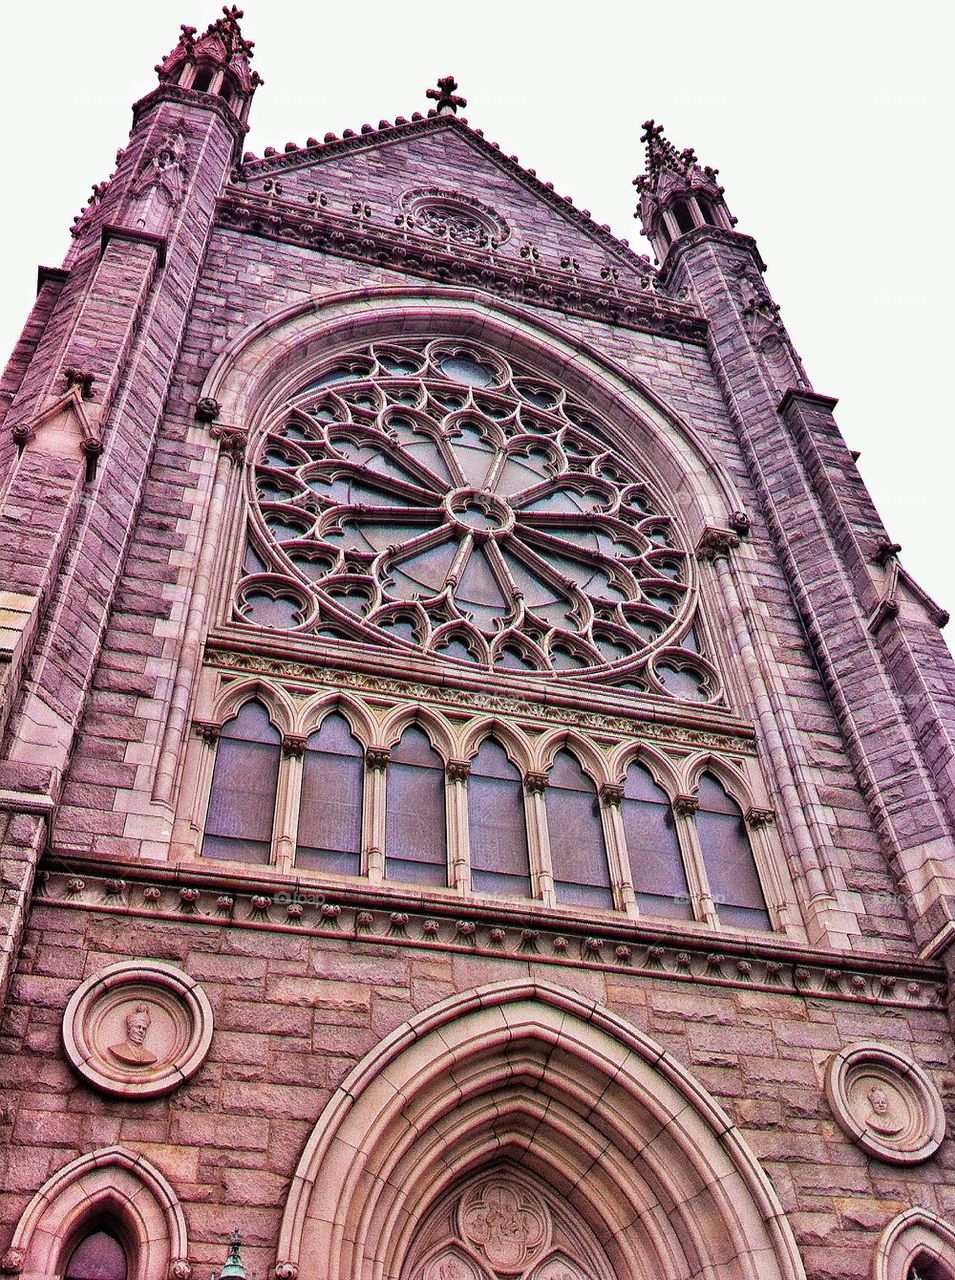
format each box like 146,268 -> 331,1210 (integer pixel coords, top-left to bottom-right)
196,696 -> 774,932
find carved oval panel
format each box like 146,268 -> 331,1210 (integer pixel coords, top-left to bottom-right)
63,960 -> 214,1098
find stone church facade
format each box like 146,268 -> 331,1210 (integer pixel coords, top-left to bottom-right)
2,9 -> 955,1280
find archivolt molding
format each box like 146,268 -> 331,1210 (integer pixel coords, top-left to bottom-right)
276,979 -> 807,1280
4,1145 -> 189,1280
197,288 -> 744,533
872,1207 -> 955,1280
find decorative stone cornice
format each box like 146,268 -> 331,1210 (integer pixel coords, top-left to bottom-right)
36,860 -> 947,1014
657,224 -> 767,281
215,193 -> 708,343
131,83 -> 248,153
99,223 -> 167,268
204,647 -> 759,756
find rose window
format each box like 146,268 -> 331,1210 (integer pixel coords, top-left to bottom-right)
400,188 -> 509,249
239,339 -> 721,702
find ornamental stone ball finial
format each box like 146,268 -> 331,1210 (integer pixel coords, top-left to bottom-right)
426,75 -> 467,116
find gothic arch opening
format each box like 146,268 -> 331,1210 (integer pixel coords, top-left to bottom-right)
277,980 -> 806,1280
4,1146 -> 188,1280
873,1208 -> 955,1280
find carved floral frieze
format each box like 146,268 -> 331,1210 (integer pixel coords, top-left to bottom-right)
39,867 -> 945,1014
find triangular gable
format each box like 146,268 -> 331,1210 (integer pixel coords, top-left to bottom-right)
233,116 -> 653,287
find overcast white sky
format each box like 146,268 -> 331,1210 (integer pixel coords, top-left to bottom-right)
2,1 -> 952,623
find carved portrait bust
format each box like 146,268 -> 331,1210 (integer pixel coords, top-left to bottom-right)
824,1042 -> 945,1165
63,961 -> 213,1098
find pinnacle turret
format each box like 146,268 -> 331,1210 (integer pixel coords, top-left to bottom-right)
633,120 -> 734,262
155,6 -> 261,124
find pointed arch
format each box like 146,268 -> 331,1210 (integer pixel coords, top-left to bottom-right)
210,677 -> 297,736
6,1146 -> 188,1280
873,1207 -> 955,1280
298,689 -> 376,745
276,979 -> 806,1280
378,703 -> 455,759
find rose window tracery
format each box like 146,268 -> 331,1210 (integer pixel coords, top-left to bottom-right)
240,339 -> 720,703
399,188 -> 509,249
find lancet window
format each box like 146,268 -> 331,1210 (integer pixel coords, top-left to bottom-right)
64,1230 -> 128,1280
196,697 -> 775,933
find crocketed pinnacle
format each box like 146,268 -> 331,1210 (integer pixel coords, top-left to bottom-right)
156,5 -> 262,93
633,120 -> 701,195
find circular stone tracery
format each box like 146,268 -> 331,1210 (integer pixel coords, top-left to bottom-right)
240,339 -> 718,700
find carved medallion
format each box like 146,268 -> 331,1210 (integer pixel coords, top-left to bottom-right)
458,1179 -> 549,1273
824,1041 -> 945,1164
62,960 -> 214,1098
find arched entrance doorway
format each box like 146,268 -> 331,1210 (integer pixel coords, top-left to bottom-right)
277,980 -> 805,1280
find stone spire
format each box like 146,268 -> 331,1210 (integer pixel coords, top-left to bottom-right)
155,6 -> 262,123
633,120 -> 734,261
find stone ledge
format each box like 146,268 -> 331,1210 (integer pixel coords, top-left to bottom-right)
36,861 -> 946,1013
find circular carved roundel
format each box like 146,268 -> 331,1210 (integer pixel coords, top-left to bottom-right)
62,961 -> 214,1098
240,338 -> 718,702
824,1041 -> 945,1164
399,187 -> 510,248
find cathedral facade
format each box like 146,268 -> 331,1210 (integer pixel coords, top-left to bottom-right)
2,10 -> 955,1280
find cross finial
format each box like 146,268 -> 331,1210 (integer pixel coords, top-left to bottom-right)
426,75 -> 467,116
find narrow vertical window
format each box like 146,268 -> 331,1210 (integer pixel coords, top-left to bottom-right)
696,772 -> 771,930
468,738 -> 532,898
296,713 -> 363,875
622,763 -> 692,919
65,1230 -> 128,1280
202,700 -> 280,864
385,726 -> 448,886
546,750 -> 613,909
673,200 -> 695,235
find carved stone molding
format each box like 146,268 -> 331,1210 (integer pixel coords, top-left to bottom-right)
824,1042 -> 946,1164
744,805 -> 775,829
282,734 -> 309,758
62,960 -> 214,1098
209,422 -> 248,466
38,865 -> 946,1014
195,396 -> 221,422
193,720 -> 221,746
673,794 -> 700,817
365,747 -> 390,771
599,783 -> 625,807
695,526 -> 741,562
446,759 -> 471,783
205,648 -> 759,756
523,771 -> 549,794
215,195 -> 707,343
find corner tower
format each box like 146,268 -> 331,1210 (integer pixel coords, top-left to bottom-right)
0,8 -> 259,1003
635,122 -> 955,962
